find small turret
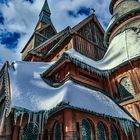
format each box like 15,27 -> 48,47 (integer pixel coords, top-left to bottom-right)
105,0 -> 140,45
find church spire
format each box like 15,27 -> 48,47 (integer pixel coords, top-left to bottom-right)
39,0 -> 51,25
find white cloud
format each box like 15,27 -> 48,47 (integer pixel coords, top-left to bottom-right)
0,44 -> 17,62
0,0 -> 111,63
49,0 -> 111,30
0,0 -> 44,62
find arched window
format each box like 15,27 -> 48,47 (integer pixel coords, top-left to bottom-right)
21,123 -> 39,140
53,121 -> 61,140
118,77 -> 134,99
82,119 -> 92,140
110,124 -> 119,140
97,122 -> 107,140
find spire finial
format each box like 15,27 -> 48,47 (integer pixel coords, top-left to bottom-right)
41,0 -> 51,15
91,8 -> 95,14
39,0 -> 51,25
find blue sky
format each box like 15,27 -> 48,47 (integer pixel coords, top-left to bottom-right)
0,0 -> 111,63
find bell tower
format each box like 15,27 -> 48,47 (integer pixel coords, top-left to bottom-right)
104,0 -> 140,46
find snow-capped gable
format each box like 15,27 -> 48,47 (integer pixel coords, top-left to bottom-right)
65,29 -> 140,75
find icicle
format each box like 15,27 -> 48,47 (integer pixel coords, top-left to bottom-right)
119,120 -> 134,136
33,113 -> 37,123
0,108 -> 6,134
28,112 -> 31,124
20,112 -> 24,126
32,113 -> 38,132
87,65 -> 90,71
14,110 -> 21,125
39,112 -> 42,133
45,111 -> 49,121
41,112 -> 45,133
14,110 -> 17,125
125,121 -> 130,135
122,120 -> 128,135
131,127 -> 135,140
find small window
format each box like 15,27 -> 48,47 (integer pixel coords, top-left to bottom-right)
118,77 -> 134,99
110,124 -> 119,140
97,122 -> 107,140
21,123 -> 39,140
82,119 -> 93,140
53,121 -> 61,140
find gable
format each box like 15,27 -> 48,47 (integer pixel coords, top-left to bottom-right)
72,14 -> 105,48
39,25 -> 56,38
77,20 -> 97,43
34,25 -> 57,48
34,33 -> 47,48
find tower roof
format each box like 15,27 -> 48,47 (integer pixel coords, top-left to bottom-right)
105,0 -> 140,45
40,0 -> 51,14
39,0 -> 51,25
109,0 -> 139,14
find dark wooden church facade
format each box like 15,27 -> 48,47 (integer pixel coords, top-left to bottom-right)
0,0 -> 140,140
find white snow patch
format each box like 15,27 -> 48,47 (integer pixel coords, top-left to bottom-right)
66,29 -> 140,71
8,61 -> 133,121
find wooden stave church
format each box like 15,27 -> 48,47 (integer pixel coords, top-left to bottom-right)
0,0 -> 140,140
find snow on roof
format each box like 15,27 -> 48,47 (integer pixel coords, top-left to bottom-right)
8,61 -> 133,121
66,29 -> 140,73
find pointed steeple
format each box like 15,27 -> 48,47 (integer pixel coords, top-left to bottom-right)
39,0 -> 51,25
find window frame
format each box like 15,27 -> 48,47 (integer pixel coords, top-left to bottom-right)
81,119 -> 93,140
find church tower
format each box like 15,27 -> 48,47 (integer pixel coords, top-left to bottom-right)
105,0 -> 140,45
105,0 -> 140,123
21,0 -> 56,61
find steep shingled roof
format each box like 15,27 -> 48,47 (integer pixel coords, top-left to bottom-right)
39,0 -> 51,24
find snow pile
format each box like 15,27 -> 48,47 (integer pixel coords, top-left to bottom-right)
9,61 -> 133,121
66,29 -> 140,72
